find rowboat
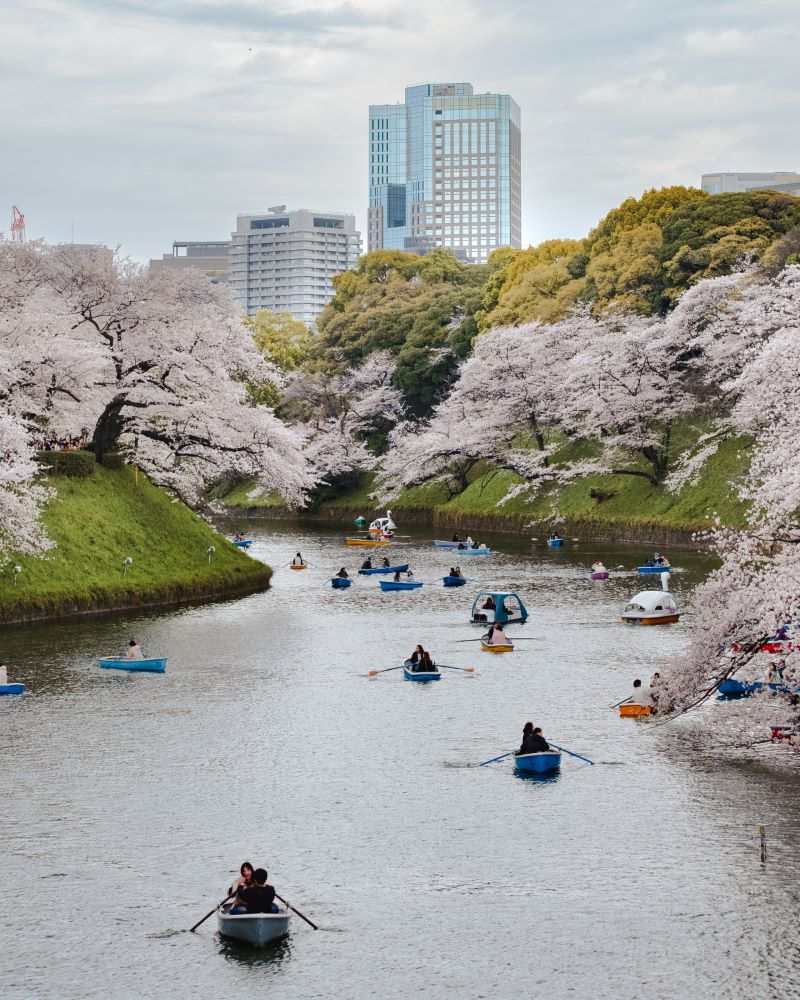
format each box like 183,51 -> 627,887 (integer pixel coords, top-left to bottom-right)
590,571 -> 609,580
619,703 -> 651,717
331,577 -> 352,589
358,564 -> 409,575
403,658 -> 441,682
461,548 -> 491,556
232,539 -> 253,549
0,683 -> 25,696
717,679 -> 794,700
379,580 -> 423,591
217,903 -> 290,946
470,591 -> 529,626
443,575 -> 467,587
434,540 -> 463,548
346,537 -> 390,547
98,657 -> 167,673
514,751 -> 561,773
547,538 -> 564,547
289,563 -> 307,571
621,591 -> 679,625
636,565 -> 669,574
480,636 -> 514,653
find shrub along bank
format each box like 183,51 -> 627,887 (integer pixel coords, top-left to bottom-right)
0,460 -> 272,624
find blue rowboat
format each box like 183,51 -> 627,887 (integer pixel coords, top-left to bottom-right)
434,540 -> 462,548
233,539 -> 253,549
514,751 -> 561,774
717,678 -> 795,700
547,538 -> 564,547
217,903 -> 290,946
331,577 -> 352,589
379,580 -> 423,591
461,548 -> 491,556
0,683 -> 25,696
98,657 -> 167,673
358,564 -> 409,575
636,565 -> 669,574
403,659 -> 441,682
443,575 -> 467,587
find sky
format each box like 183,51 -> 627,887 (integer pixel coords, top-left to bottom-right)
1,0 -> 798,262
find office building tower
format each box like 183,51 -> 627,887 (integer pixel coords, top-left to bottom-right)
368,82 -> 521,264
149,240 -> 231,283
229,206 -> 361,323
702,172 -> 800,196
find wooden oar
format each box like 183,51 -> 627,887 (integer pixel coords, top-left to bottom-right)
455,636 -> 540,643
610,696 -> 632,709
437,664 -> 475,672
274,891 -> 318,930
478,751 -> 514,766
367,665 -> 404,677
189,889 -> 236,932
548,741 -> 594,765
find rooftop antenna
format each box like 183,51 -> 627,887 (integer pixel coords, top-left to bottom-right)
11,205 -> 25,243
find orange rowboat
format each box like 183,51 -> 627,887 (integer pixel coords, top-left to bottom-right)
345,537 -> 390,546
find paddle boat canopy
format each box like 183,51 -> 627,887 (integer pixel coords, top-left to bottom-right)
354,515 -> 366,527
380,580 -> 423,591
217,903 -> 290,947
358,563 -> 409,575
0,683 -> 25,696
98,657 -> 167,673
470,591 -> 528,625
621,591 -> 679,625
514,751 -> 561,774
403,659 -> 441,682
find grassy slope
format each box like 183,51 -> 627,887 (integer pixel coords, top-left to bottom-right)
0,465 -> 271,622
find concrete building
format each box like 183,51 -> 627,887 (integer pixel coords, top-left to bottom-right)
229,206 -> 361,323
368,82 -> 521,264
702,172 -> 800,196
149,240 -> 230,283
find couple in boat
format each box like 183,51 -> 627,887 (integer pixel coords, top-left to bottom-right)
229,861 -> 280,914
408,644 -> 437,673
515,722 -> 550,756
484,622 -> 510,646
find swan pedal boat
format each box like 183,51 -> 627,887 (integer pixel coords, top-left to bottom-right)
331,577 -> 352,589
358,563 -> 409,575
232,539 -> 253,549
546,538 -> 564,547
98,657 -> 167,673
379,580 -> 423,591
403,659 -> 441,681
217,903 -> 290,946
619,703 -> 651,717
0,683 -> 25,696
621,591 -> 679,625
515,751 -> 561,773
480,636 -> 514,653
443,575 -> 467,587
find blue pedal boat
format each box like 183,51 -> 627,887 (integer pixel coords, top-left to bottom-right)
470,591 -> 529,626
546,538 -> 564,547
233,539 -> 253,549
331,577 -> 352,589
443,575 -> 467,587
514,751 -> 561,774
403,659 -> 441,682
98,657 -> 167,673
379,580 -> 423,591
358,564 -> 409,575
0,683 -> 25,696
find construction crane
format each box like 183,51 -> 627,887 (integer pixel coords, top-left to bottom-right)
11,205 -> 25,243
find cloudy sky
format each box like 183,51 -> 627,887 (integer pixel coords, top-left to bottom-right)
2,0 -> 798,261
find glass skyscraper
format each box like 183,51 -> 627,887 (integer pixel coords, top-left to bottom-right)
368,82 -> 521,264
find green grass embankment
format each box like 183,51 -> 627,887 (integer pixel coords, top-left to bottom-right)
0,463 -> 272,624
220,421 -> 752,542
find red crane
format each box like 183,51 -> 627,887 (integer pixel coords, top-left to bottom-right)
11,205 -> 25,243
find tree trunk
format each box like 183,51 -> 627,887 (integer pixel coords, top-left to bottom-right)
92,396 -> 129,462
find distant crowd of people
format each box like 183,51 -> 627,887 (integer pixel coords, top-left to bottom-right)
35,431 -> 90,452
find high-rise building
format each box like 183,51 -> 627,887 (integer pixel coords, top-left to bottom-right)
702,172 -> 800,196
149,240 -> 231,283
229,206 -> 361,323
368,82 -> 521,264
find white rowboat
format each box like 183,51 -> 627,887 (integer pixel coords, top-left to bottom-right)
217,903 -> 290,946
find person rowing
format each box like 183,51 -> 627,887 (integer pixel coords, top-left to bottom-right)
230,867 -> 279,915
382,556 -> 390,568
409,644 -> 425,664
415,651 -> 437,674
361,557 -> 373,570
485,622 -> 510,645
336,567 -> 349,579
125,638 -> 143,660
451,532 -> 461,542
630,678 -> 652,706
516,722 -> 550,755
292,552 -> 305,566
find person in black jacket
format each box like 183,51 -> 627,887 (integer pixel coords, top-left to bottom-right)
516,722 -> 550,755
233,868 -> 277,914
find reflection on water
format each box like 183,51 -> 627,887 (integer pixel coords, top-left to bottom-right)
1,520 -> 799,1000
